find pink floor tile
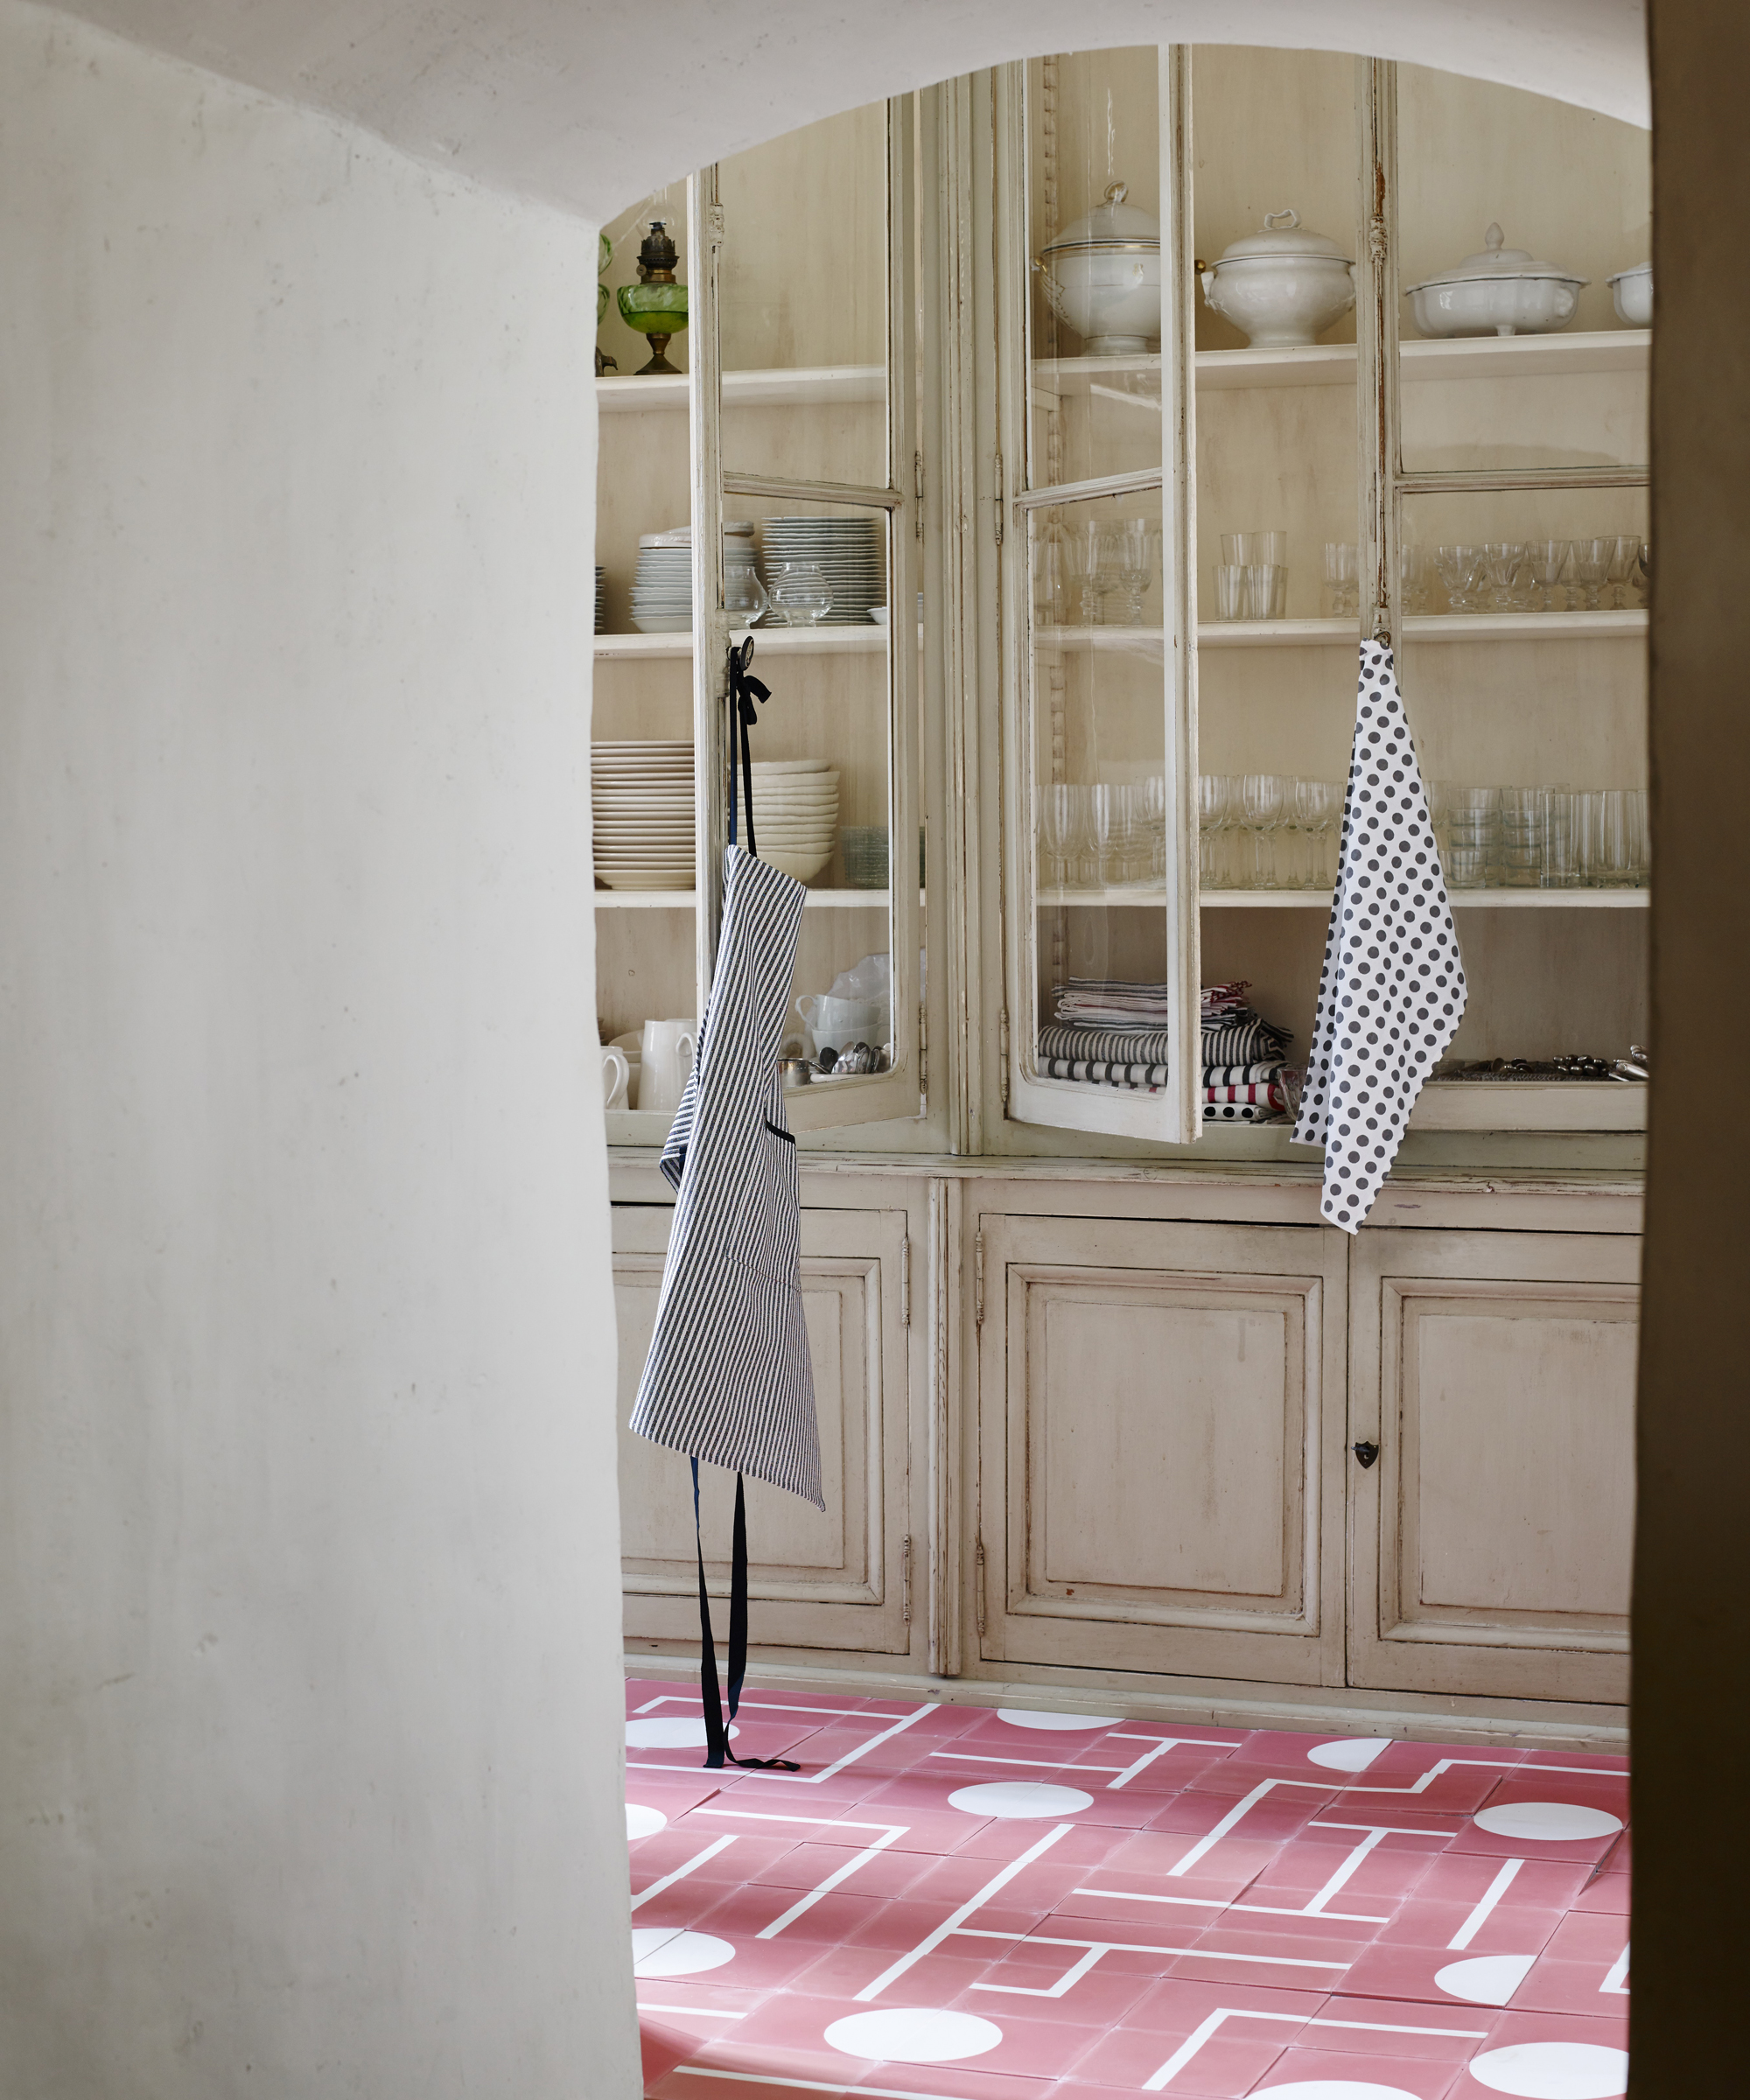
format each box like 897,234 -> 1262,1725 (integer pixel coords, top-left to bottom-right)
624,1689 -> 1631,2100
1569,1868 -> 1632,1915
1445,2010 -> 1628,2098
1508,1957 -> 1629,2017
1253,2042 -> 1463,2096
1067,2024 -> 1290,2096
1310,1993 -> 1501,2062
1366,1898 -> 1565,1957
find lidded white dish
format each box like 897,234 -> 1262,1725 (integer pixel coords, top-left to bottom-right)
1035,182 -> 1162,356
1200,208 -> 1355,348
1607,262 -> 1652,326
1405,223 -> 1587,338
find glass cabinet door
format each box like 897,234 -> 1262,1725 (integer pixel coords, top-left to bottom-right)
1000,48 -> 1200,1142
702,95 -> 921,1137
595,97 -> 921,1141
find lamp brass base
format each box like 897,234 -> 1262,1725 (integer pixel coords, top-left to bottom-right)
637,334 -> 682,375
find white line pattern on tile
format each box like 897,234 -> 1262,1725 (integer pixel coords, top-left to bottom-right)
630,1838 -> 739,1912
852,1824 -> 1076,2002
1448,1857 -> 1528,1949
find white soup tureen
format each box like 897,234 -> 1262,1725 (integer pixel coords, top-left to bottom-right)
1608,262 -> 1652,326
1200,209 -> 1355,349
1035,183 -> 1161,356
1405,224 -> 1587,338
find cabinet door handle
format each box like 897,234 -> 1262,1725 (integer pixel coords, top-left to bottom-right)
1352,1440 -> 1380,1469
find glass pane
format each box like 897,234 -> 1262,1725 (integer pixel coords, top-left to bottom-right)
1397,65 -> 1650,475
725,496 -> 899,1088
718,104 -> 889,490
597,183 -> 690,383
1191,46 -> 1359,626
1026,491 -> 1172,1088
1026,49 -> 1162,489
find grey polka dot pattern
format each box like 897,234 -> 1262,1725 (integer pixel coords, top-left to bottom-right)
1292,643 -> 1468,1234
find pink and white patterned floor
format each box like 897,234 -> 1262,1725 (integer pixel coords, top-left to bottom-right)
623,1678 -> 1630,2100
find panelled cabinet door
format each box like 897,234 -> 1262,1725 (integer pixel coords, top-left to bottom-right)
975,1212 -> 1347,1685
614,1203 -> 915,1656
1348,1228 -> 1637,1704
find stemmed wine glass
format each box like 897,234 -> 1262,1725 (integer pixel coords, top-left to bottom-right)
1199,774 -> 1236,887
1433,543 -> 1482,613
1526,539 -> 1571,612
1606,536 -> 1642,611
1240,773 -> 1289,888
1480,542 -> 1527,612
1038,781 -> 1085,892
1570,539 -> 1614,612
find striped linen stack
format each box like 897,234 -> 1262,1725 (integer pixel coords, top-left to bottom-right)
1039,978 -> 1295,1119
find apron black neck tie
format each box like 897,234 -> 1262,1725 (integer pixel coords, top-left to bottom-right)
690,1460 -> 799,1771
726,636 -> 769,858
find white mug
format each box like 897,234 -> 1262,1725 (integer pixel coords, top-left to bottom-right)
600,1044 -> 631,1112
639,1018 -> 696,1117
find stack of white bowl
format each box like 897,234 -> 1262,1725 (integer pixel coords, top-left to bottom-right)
592,741 -> 695,890
630,523 -> 759,634
759,517 -> 885,625
751,760 -> 838,884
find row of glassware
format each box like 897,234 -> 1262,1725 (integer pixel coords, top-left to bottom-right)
1432,784 -> 1648,888
1037,774 -> 1648,892
1323,536 -> 1649,617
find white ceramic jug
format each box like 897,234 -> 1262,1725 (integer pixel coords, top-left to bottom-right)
639,1018 -> 696,1116
600,1044 -> 631,1112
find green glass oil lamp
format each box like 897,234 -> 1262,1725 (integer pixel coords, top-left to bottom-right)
616,218 -> 688,375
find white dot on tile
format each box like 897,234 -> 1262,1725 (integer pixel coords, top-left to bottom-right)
1434,1952 -> 1536,2005
995,1707 -> 1123,1731
1306,1736 -> 1394,1772
1473,1800 -> 1623,1843
625,1802 -> 668,1841
947,1780 -> 1093,1818
630,1928 -> 735,1978
825,2007 -> 1004,2063
1253,2082 -> 1423,2099
1466,2039 -> 1628,2096
626,1717 -> 739,1749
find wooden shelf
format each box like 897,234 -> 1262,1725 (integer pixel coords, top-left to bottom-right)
595,625 -> 892,662
1039,886 -> 1648,909
595,888 -> 891,910
1035,611 -> 1646,652
1410,1081 -> 1646,1132
597,365 -> 884,414
1032,329 -> 1649,402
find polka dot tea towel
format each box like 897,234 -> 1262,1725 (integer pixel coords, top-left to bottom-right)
1292,641 -> 1466,1233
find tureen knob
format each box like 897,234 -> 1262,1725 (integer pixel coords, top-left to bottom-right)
1485,222 -> 1505,251
1104,181 -> 1129,206
1264,206 -> 1302,231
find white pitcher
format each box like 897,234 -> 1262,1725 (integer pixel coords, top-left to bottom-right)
600,1044 -> 631,1112
639,1018 -> 696,1116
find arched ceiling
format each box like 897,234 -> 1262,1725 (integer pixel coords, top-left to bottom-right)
44,0 -> 1647,220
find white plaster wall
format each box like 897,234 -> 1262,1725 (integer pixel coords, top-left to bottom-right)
0,6 -> 638,2093
40,0 -> 1648,223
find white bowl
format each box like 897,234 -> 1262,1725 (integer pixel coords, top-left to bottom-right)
1608,262 -> 1652,326
1405,224 -> 1586,339
1200,209 -> 1355,350
867,607 -> 890,626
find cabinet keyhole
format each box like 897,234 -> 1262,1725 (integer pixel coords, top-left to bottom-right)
1352,1440 -> 1381,1469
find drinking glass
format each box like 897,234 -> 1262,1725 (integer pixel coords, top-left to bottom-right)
1632,538 -> 1652,609
1591,788 -> 1648,887
1089,782 -> 1127,886
1111,520 -> 1158,625
1213,564 -> 1246,620
1571,538 -> 1614,612
1293,778 -> 1344,887
1143,773 -> 1167,882
1480,542 -> 1527,612
1433,543 -> 1482,613
1242,563 -> 1284,620
1033,527 -> 1068,623
1400,542 -> 1433,615
1436,783 -> 1497,888
1495,786 -> 1546,886
1222,530 -> 1285,567
1540,789 -> 1582,887
1039,780 -> 1085,891
1239,773 -> 1290,887
1092,528 -> 1129,626
1606,535 -> 1642,611
1324,542 -> 1359,619
766,561 -> 833,626
1199,773 -> 1238,886
1065,518 -> 1103,625
1526,538 -> 1572,612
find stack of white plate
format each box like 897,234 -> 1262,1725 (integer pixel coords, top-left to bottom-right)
592,741 -> 695,890
630,523 -> 757,634
751,760 -> 839,883
759,517 -> 886,625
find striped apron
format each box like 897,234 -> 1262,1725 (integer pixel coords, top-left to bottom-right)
630,650 -> 822,1766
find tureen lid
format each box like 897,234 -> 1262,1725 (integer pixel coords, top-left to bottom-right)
1209,207 -> 1352,266
1406,222 -> 1587,292
1606,261 -> 1652,285
1040,182 -> 1160,257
